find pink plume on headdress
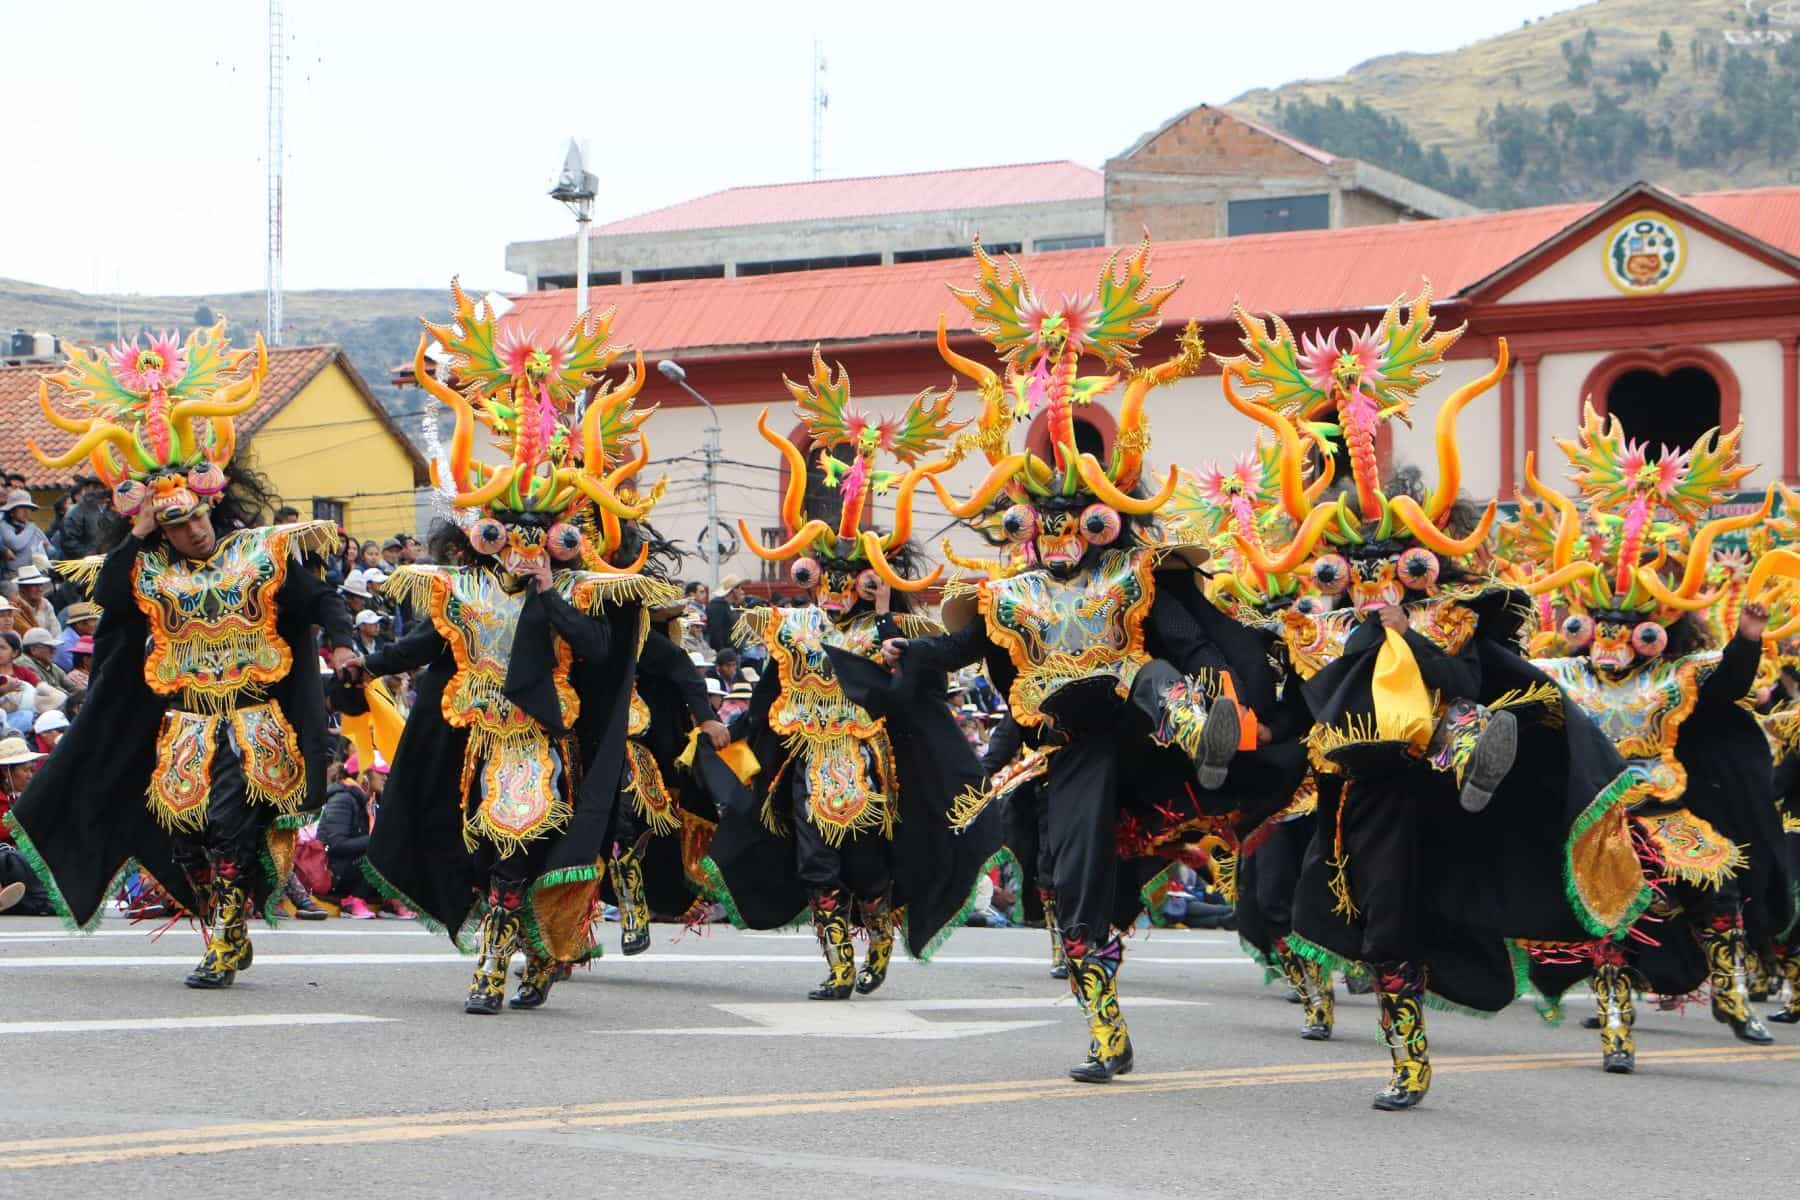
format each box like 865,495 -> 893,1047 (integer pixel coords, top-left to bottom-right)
111,332 -> 186,394
1298,330 -> 1340,393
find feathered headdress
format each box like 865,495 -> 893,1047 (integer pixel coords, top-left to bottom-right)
414,280 -> 662,573
1165,434 -> 1336,609
1217,285 -> 1506,574
30,323 -> 268,525
927,236 -> 1206,520
739,348 -> 962,592
1516,405 -> 1792,629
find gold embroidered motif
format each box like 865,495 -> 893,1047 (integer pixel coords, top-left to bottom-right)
623,740 -> 680,836
1636,809 -> 1746,888
980,547 -> 1157,727
229,703 -> 306,813
1537,653 -> 1717,806
149,710 -> 216,832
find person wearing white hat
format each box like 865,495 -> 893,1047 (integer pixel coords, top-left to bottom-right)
350,609 -> 388,657
0,735 -> 52,915
32,708 -> 68,753
0,490 -> 48,587
20,628 -> 73,695
0,595 -> 16,637
339,569 -> 372,613
12,566 -> 58,637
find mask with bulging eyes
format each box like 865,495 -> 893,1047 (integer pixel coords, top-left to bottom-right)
1588,611 -> 1668,673
792,554 -> 877,615
468,512 -> 588,578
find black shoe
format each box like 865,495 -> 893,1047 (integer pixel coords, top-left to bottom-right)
621,926 -> 651,956
1729,1012 -> 1775,1044
1767,1007 -> 1800,1024
1581,1015 -> 1602,1030
1458,711 -> 1516,813
1049,963 -> 1069,980
1602,1048 -> 1635,1074
1068,1039 -> 1133,1083
292,896 -> 328,921
808,979 -> 854,1001
183,964 -> 236,989
1371,1086 -> 1426,1111
1196,698 -> 1239,791
464,990 -> 503,1015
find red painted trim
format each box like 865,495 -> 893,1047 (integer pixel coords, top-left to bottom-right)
1499,362 -> 1516,496
1522,356 -> 1541,476
1782,337 -> 1798,482
1461,188 -> 1800,302
1470,285 -> 1800,339
1576,346 -> 1741,431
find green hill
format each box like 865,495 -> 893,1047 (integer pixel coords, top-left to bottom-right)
1232,0 -> 1800,207
0,277 -> 492,434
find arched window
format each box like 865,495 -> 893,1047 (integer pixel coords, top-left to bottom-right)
1579,348 -> 1740,458
1024,405 -> 1118,467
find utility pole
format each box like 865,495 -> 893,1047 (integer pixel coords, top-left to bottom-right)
657,359 -> 722,592
266,0 -> 285,345
550,140 -> 598,321
812,42 -> 828,181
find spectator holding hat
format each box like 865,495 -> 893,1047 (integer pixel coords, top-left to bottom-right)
53,602 -> 101,671
13,566 -> 58,636
21,629 -> 76,695
0,490 -> 48,586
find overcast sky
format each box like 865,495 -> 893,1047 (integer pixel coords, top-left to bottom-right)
1,0 -> 1581,297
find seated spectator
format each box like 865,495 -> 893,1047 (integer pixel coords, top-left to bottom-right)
64,636 -> 93,691
318,757 -> 411,918
48,477 -> 106,561
0,490 -> 48,585
0,733 -> 54,916
964,866 -> 1015,927
339,569 -> 373,616
350,609 -> 388,655
709,647 -> 743,690
0,635 -> 41,735
13,567 -> 58,636
53,603 -> 100,671
705,676 -> 726,715
31,709 -> 67,755
720,678 -> 753,724
20,629 -> 74,695
0,597 -> 16,636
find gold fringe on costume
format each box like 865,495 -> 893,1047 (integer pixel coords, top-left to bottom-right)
792,731 -> 896,847
622,741 -> 681,836
459,725 -> 576,856
1636,810 -> 1748,889
229,704 -> 307,813
148,710 -> 216,833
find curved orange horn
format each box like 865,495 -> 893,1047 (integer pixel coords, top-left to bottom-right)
1222,367 -> 1313,524
590,538 -> 650,577
753,407 -> 808,534
883,459 -> 952,549
1232,501 -> 1342,576
861,530 -> 941,592
1523,560 -> 1601,597
1673,485 -> 1775,599
1635,567 -> 1720,613
567,471 -> 654,521
928,453 -> 1030,519
453,464 -> 517,510
1391,495 -> 1495,558
741,517 -> 832,561
414,334 -> 475,493
1075,454 -> 1177,515
1747,546 -> 1800,603
1523,452 -> 1582,571
1426,338 -> 1508,522
29,422 -> 143,471
1303,431 -> 1337,503
36,378 -> 85,433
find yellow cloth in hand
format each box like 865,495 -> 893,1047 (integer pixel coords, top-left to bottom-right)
676,727 -> 761,785
1371,626 -> 1434,751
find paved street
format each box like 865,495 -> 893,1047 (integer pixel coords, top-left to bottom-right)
1,918 -> 1792,1197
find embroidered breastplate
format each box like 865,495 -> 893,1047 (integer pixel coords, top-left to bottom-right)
1536,652 -> 1717,804
1278,599 -> 1476,683
133,525 -> 300,706
764,608 -> 884,740
430,568 -> 578,736
981,549 -> 1155,725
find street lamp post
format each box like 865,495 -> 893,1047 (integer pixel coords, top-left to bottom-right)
657,359 -> 722,593
548,139 -> 598,322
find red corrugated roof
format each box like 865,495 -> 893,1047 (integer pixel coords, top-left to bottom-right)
592,160 -> 1102,236
500,185 -> 1800,358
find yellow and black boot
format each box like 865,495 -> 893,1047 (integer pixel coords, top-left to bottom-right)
1065,933 -> 1133,1083
611,845 -> 652,957
1371,962 -> 1431,1111
1042,890 -> 1069,979
465,884 -> 522,1015
510,950 -> 563,1010
807,889 -> 855,1000
1768,943 -> 1800,1024
185,861 -> 254,989
1299,957 -> 1335,1042
1592,958 -> 1636,1074
854,893 -> 895,995
1272,937 -> 1308,1005
1343,961 -> 1374,995
1748,944 -> 1774,1002
1703,914 -> 1774,1044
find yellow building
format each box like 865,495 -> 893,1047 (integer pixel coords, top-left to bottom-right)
1,344 -> 428,542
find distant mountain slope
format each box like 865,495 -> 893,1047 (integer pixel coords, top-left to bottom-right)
1232,0 -> 1800,207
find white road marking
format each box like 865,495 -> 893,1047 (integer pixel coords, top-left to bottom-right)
0,1012 -> 396,1035
0,953 -> 1256,969
0,926 -> 437,942
610,996 -> 1202,1040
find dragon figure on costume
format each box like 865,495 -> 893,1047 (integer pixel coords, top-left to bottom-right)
1218,287 -> 1651,1111
694,349 -> 1001,1003
1509,405 -> 1796,1070
8,322 -> 354,993
348,280 -> 682,1015
884,236 -> 1304,1084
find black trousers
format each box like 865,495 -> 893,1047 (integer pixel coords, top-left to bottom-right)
791,754 -> 891,903
168,737 -> 266,877
1339,766 -> 1424,965
1041,737 -> 1120,943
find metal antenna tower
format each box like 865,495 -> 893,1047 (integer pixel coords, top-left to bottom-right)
811,41 -> 828,181
266,0 -> 285,345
